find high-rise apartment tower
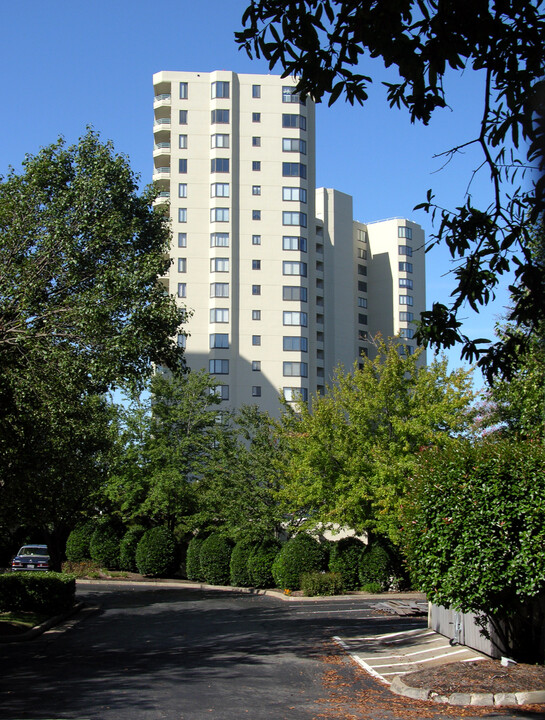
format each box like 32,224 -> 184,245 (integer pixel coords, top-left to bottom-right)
153,70 -> 425,415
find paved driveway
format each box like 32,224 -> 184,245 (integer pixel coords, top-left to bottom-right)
0,584 -> 539,720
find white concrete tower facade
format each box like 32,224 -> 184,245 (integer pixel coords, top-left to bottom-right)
153,71 -> 425,415
365,218 -> 426,356
153,71 -> 316,414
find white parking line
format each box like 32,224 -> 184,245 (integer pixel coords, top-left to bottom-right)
333,628 -> 486,686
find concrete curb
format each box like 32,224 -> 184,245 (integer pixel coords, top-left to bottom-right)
390,674 -> 545,707
0,601 -> 89,642
74,578 -> 425,603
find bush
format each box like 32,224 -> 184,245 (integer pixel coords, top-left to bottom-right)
247,537 -> 281,588
359,542 -> 393,591
186,536 -> 206,581
65,521 -> 96,562
135,526 -> 176,577
272,533 -> 326,590
361,581 -> 383,594
403,437 -> 545,662
0,572 -> 75,614
199,534 -> 233,586
229,539 -> 257,587
301,571 -> 344,597
89,521 -> 122,570
329,537 -> 366,591
119,526 -> 146,572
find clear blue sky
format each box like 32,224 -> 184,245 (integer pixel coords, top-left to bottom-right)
0,0 -> 515,385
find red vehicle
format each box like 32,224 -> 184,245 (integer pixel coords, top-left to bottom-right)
11,545 -> 50,571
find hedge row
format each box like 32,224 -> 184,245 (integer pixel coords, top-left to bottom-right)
183,533 -> 401,593
0,572 -> 76,614
65,523 -> 177,578
66,520 -> 405,591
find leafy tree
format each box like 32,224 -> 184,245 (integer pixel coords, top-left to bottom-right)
479,326 -> 545,438
0,129 -> 186,549
402,437 -> 545,662
105,370 -> 223,531
0,128 -> 184,393
195,405 -> 285,539
237,1 -> 545,379
0,390 -> 115,568
277,339 -> 475,541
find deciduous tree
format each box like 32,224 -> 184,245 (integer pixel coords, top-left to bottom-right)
0,129 -> 187,538
195,405 -> 285,540
106,371 -> 223,532
277,339 -> 475,541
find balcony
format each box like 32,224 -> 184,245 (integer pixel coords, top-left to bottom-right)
154,142 -> 171,164
154,93 -> 172,109
154,117 -> 171,127
152,167 -> 170,181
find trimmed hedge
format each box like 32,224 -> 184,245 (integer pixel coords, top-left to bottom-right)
0,572 -> 76,614
119,526 -> 146,572
272,534 -> 326,590
186,536 -> 206,581
199,534 -> 233,586
359,542 -> 393,591
301,571 -> 344,597
65,521 -> 96,562
135,527 -> 176,577
329,537 -> 366,591
229,539 -> 256,587
89,521 -> 122,570
247,537 -> 281,588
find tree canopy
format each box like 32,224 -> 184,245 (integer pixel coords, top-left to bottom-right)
195,405 -> 285,540
0,129 -> 186,544
0,128 -> 185,397
105,370 -> 223,532
236,0 -> 545,379
276,339 -> 475,541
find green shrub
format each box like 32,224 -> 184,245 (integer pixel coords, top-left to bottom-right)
186,536 -> 206,581
135,526 -> 176,577
328,537 -> 366,591
301,571 -> 344,597
359,542 -> 393,591
247,537 -> 281,588
403,438 -> 545,663
89,521 -> 122,570
65,521 -> 96,562
119,526 -> 146,572
199,534 -> 233,586
272,533 -> 326,590
229,539 -> 257,587
362,581 -> 383,594
0,572 -> 75,614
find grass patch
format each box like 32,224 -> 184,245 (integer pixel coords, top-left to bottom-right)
0,610 -> 50,634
